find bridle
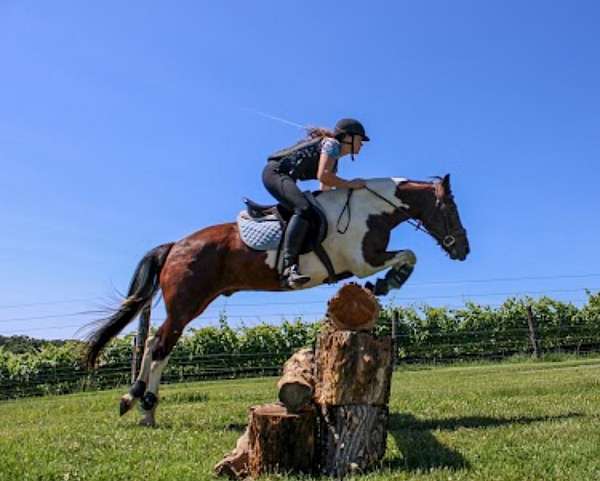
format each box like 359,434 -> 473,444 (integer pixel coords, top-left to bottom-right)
428,196 -> 466,250
337,183 -> 465,251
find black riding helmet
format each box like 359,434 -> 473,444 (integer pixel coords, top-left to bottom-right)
334,118 -> 370,141
334,118 -> 369,160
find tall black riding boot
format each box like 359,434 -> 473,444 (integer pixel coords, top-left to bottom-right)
281,214 -> 311,288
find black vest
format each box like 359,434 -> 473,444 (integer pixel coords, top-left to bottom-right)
267,137 -> 324,181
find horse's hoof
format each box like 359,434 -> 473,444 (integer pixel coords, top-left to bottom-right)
119,397 -> 132,416
138,417 -> 156,428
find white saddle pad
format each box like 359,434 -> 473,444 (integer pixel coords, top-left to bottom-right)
237,211 -> 283,251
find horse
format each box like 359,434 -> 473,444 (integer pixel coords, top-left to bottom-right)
85,174 -> 469,426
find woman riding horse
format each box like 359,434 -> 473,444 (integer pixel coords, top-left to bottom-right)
263,118 -> 370,288
85,133 -> 470,426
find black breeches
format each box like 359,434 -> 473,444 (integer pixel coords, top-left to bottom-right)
262,161 -> 311,217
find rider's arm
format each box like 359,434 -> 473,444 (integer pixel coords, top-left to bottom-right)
318,152 -> 365,190
318,152 -> 353,189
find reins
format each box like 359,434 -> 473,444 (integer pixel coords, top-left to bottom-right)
336,189 -> 354,234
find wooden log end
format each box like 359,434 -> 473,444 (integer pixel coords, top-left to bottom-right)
277,348 -> 315,412
327,282 -> 380,331
278,382 -> 313,413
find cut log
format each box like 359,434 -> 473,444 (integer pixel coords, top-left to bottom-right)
277,348 -> 315,412
318,405 -> 389,477
214,428 -> 250,480
315,326 -> 393,406
248,403 -> 316,477
326,282 -> 380,331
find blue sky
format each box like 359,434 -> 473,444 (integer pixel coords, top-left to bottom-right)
1,1 -> 599,339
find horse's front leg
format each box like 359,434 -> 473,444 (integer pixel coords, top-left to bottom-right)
365,249 -> 417,296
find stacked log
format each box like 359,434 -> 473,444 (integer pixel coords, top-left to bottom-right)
214,283 -> 391,479
315,323 -> 392,477
248,403 -> 316,477
315,325 -> 392,406
277,348 -> 315,413
318,405 -> 389,476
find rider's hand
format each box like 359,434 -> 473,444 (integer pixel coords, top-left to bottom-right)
347,178 -> 367,190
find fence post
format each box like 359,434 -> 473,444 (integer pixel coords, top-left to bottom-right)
526,305 -> 541,359
391,310 -> 398,369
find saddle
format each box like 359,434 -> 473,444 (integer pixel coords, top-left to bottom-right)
237,192 -> 338,282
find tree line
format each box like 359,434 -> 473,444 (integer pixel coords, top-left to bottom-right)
1,292 -> 598,400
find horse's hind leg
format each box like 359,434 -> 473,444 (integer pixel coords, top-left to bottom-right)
137,315 -> 190,427
138,352 -> 172,427
136,293 -> 220,426
133,233 -> 233,425
119,334 -> 159,416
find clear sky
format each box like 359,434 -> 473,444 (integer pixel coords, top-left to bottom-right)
1,1 -> 599,340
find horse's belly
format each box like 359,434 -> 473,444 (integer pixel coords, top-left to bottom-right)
298,252 -> 332,287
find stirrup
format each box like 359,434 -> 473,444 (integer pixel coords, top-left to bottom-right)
283,265 -> 311,288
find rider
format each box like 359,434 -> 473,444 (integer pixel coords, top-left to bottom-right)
263,118 -> 370,288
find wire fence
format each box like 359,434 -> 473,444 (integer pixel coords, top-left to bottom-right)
1,280 -> 599,400
2,321 -> 600,401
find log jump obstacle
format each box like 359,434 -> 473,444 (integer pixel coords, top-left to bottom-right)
215,283 -> 394,479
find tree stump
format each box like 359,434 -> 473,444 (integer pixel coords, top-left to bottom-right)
248,403 -> 316,477
277,348 -> 315,412
326,282 -> 380,331
319,405 -> 389,477
315,326 -> 393,406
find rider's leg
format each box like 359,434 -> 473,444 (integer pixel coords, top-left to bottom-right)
263,169 -> 312,287
281,212 -> 311,287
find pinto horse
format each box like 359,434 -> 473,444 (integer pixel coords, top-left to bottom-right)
86,174 -> 469,426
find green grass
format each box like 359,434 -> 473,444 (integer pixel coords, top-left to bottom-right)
1,358 -> 600,481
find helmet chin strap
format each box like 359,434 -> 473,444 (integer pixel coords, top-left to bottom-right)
342,134 -> 356,161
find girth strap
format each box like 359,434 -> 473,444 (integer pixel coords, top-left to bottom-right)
313,244 -> 337,284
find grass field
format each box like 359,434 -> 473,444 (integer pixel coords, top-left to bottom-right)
1,357 -> 600,481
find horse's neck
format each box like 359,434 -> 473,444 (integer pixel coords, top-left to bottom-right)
395,181 -> 436,220
317,178 -> 406,221
317,179 -> 435,217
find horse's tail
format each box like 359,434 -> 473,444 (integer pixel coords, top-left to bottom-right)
85,242 -> 174,368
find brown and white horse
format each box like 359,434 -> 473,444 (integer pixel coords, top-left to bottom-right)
86,174 -> 469,425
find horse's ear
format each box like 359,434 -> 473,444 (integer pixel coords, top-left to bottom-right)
442,174 -> 451,194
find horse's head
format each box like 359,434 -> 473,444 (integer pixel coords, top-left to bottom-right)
390,174 -> 470,261
421,174 -> 470,261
